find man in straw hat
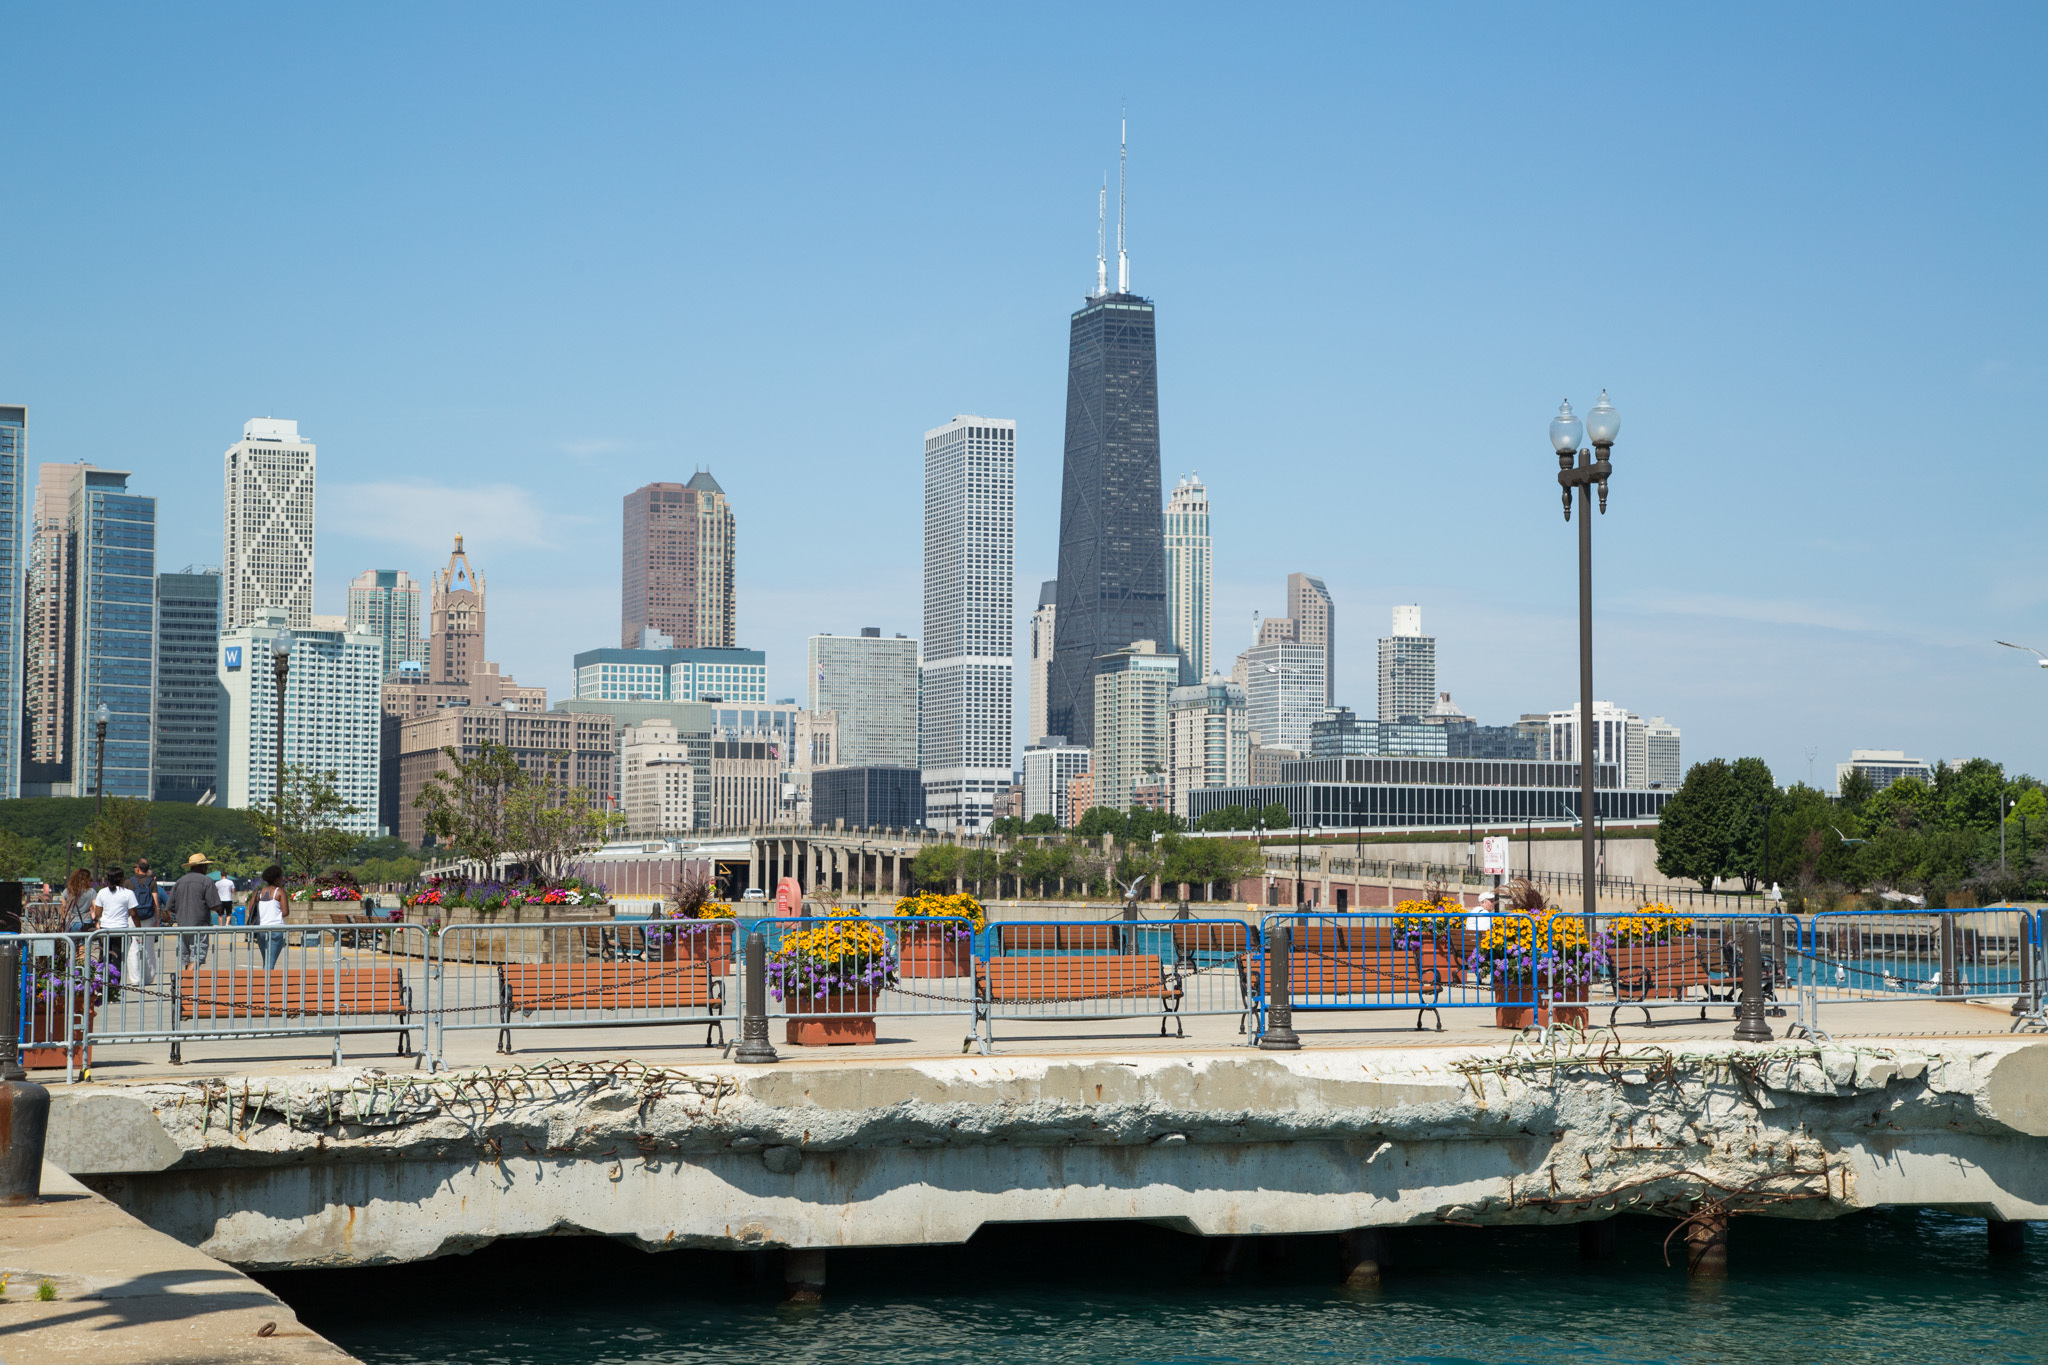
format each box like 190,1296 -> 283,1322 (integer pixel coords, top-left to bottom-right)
169,852 -> 225,968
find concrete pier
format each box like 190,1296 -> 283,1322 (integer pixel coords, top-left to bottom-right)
35,1036 -> 2048,1273
0,1162 -> 357,1362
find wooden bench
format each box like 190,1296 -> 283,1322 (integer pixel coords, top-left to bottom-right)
1609,938 -> 1732,1026
974,954 -> 1183,1040
993,924 -> 1124,954
178,967 -> 413,1056
1278,946 -> 1446,1031
498,961 -> 725,1053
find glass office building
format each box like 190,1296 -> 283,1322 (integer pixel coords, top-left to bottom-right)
154,570 -> 223,803
77,471 -> 157,799
0,407 -> 23,799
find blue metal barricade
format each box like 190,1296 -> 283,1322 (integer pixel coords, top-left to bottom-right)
1257,910 -> 1539,1036
972,917 -> 1258,1050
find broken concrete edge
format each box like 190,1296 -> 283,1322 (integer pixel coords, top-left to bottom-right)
43,1038 -> 2048,1178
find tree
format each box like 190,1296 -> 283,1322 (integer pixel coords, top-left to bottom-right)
1655,758 -> 1735,892
1163,835 -> 1264,901
1073,806 -> 1126,839
250,766 -> 362,882
1725,757 -> 1776,893
1195,805 -> 1253,832
413,743 -> 525,871
82,797 -> 156,878
1258,802 -> 1292,832
910,843 -> 962,891
0,828 -> 43,881
506,773 -> 624,884
1125,806 -> 1184,841
1023,812 -> 1059,835
988,816 -> 1023,837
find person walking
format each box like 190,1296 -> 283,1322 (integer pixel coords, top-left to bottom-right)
128,858 -> 163,988
59,869 -> 93,935
169,853 -> 225,969
92,868 -> 143,1000
254,864 -> 290,970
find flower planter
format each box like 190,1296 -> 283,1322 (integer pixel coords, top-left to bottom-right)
1542,982 -> 1590,1029
1492,979 -> 1538,1030
896,924 -> 972,978
24,997 -> 91,1071
673,921 -> 735,974
784,991 -> 879,1046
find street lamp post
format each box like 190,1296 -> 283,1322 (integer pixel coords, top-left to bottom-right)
92,702 -> 110,815
271,632 -> 294,869
1550,392 -> 1620,929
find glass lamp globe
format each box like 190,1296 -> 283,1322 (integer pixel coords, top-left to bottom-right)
95,702 -> 110,725
272,631 -> 294,659
1549,400 -> 1584,454
1585,390 -> 1620,446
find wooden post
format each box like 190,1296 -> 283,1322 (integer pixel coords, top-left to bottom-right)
1684,1207 -> 1728,1278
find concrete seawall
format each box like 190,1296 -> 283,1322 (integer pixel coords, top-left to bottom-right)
42,1039 -> 2048,1271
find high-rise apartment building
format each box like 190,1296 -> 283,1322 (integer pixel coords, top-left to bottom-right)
222,418 -> 316,630
23,459 -> 67,785
1376,605 -> 1436,723
397,706 -> 615,847
1548,701 -> 1647,790
1239,638 -> 1326,754
920,415 -> 1016,831
1049,126 -> 1167,747
1836,748 -> 1929,796
1164,476 -> 1211,686
428,535 -> 484,685
218,609 -> 382,832
153,570 -> 224,803
572,646 -> 766,704
621,475 -> 735,649
1288,574 -> 1333,706
1643,717 -> 1682,788
1028,580 -> 1056,746
1168,678 -> 1248,817
346,569 -> 426,678
808,630 -> 919,768
1090,640 -> 1181,812
0,406 -> 22,800
1022,740 -> 1092,827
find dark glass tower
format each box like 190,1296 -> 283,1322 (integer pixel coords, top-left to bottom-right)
1048,292 -> 1167,747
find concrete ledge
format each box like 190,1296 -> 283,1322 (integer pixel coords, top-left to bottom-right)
0,1163 -> 358,1363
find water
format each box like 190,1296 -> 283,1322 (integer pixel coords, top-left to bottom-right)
264,1212 -> 2046,1365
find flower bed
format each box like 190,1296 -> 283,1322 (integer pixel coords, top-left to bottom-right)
1609,903 -> 1696,944
892,892 -> 982,977
1465,910 -> 1611,1028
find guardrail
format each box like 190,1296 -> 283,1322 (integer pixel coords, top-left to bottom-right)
10,908 -> 2043,1072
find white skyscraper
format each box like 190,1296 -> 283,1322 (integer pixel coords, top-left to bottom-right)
1028,580 -> 1056,744
1377,604 -> 1436,722
1164,475 -> 1211,685
223,418 -> 317,630
919,415 -> 1016,831
217,608 -> 382,833
810,630 -> 919,768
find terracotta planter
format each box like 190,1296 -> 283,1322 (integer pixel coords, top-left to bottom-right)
1492,978 -> 1537,1030
23,996 -> 91,1071
1418,937 -> 1463,986
896,924 -> 972,978
1543,981 -> 1590,1029
784,991 -> 878,1046
672,921 -> 736,973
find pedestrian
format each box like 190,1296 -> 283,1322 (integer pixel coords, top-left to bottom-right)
129,858 -> 164,987
170,853 -> 225,968
213,864 -> 237,920
254,864 -> 290,970
60,869 -> 93,934
92,868 -> 144,999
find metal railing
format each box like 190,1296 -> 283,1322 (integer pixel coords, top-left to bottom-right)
972,918 -> 1257,1051
77,923 -> 430,1068
746,915 -> 981,1050
1258,910 -> 1548,1036
433,918 -> 737,1067
12,933 -> 94,1083
1801,909 -> 2039,1005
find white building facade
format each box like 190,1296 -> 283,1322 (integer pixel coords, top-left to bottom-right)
1091,641 -> 1182,813
1376,604 -> 1435,722
1169,678 -> 1248,817
1837,749 -> 1934,795
1549,700 -> 1649,789
217,608 -> 382,834
809,630 -> 919,769
222,418 -> 316,630
1028,579 -> 1056,747
919,415 -> 1016,831
1164,475 -> 1211,685
1644,716 -> 1682,788
1022,741 -> 1091,827
620,719 -> 695,836
1239,639 -> 1326,753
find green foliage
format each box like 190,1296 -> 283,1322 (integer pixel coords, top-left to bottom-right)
1124,806 -> 1185,840
81,798 -> 156,878
1655,758 -> 1735,892
413,743 -> 525,867
0,828 -> 40,880
1725,756 -> 1776,893
505,777 -> 624,883
1161,834 -> 1264,897
1194,804 -> 1254,832
987,816 -> 1023,837
1023,812 -> 1060,835
0,798 -> 269,884
910,843 -> 961,890
1258,802 -> 1293,831
1072,806 -> 1126,839
250,766 -> 362,884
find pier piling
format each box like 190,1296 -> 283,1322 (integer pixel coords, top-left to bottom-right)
1338,1228 -> 1384,1287
1988,1218 -> 2026,1256
1578,1219 -> 1616,1262
784,1248 -> 825,1302
1683,1208 -> 1729,1278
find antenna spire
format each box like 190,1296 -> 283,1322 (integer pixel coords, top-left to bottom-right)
1116,104 -> 1129,294
1095,178 -> 1107,297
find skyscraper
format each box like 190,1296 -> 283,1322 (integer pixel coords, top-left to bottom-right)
1377,605 -> 1436,722
809,630 -> 919,769
429,535 -> 484,685
1168,677 -> 1248,817
1028,580 -> 1056,744
23,460 -> 67,785
346,569 -> 426,677
1049,120 -> 1167,747
1090,640 -> 1181,812
1288,573 -> 1333,706
1164,475 -> 1210,686
622,475 -> 735,649
219,610 -> 382,833
222,418 -> 316,630
1238,638 -> 1325,753
920,416 -> 1016,831
0,406 -> 24,800
154,570 -> 224,803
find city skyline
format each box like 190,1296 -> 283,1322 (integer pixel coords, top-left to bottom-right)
2,9 -> 2042,784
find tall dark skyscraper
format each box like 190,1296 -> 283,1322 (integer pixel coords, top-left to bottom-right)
1048,123 -> 1169,747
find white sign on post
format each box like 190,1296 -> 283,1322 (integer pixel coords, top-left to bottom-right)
1481,836 -> 1511,876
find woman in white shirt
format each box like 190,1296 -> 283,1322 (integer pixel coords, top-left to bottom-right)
255,864 -> 290,970
93,868 -> 155,994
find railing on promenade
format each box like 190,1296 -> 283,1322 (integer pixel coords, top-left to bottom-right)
11,932 -> 93,1083
968,918 -> 1257,1051
1591,910 -> 1800,1030
1799,909 -> 2041,1019
1257,910 -> 1542,1037
73,923 -> 430,1070
432,918 -> 739,1069
743,915 -> 982,1052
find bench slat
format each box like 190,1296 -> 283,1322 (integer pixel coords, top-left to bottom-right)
179,969 -> 407,1019
502,963 -> 718,1011
978,955 -> 1168,1002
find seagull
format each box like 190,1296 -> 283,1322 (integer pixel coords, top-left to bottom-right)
1996,640 -> 2048,669
1918,971 -> 1942,994
1834,964 -> 1847,986
1830,825 -> 1869,847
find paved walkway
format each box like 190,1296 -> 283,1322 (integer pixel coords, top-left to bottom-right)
0,1164 -> 356,1364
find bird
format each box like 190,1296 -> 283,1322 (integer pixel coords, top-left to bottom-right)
1830,825 -> 1870,847
1996,640 -> 2048,669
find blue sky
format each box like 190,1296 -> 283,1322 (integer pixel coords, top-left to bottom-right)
4,4 -> 2043,785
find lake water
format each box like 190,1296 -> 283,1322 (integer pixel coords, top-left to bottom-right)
265,1210 -> 2044,1365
